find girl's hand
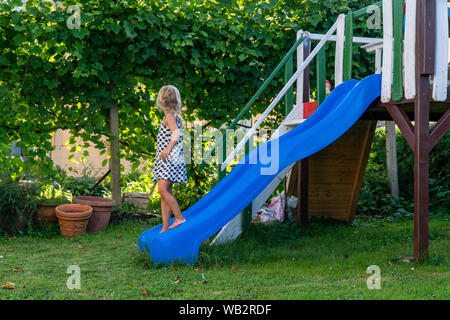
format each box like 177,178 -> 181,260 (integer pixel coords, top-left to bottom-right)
159,148 -> 170,161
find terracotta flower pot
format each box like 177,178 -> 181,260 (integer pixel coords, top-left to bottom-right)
33,204 -> 59,227
72,196 -> 116,233
55,204 -> 92,237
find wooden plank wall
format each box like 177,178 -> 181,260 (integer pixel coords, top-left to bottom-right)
288,119 -> 377,223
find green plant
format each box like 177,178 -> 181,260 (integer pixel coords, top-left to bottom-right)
0,0 -> 383,182
358,127 -> 450,216
57,167 -> 111,198
0,174 -> 40,234
39,182 -> 72,205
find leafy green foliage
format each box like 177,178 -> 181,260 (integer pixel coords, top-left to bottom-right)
358,127 -> 450,216
39,181 -> 72,205
1,0 -> 383,181
0,174 -> 40,234
51,167 -> 111,198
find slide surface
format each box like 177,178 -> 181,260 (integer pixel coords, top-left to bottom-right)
138,74 -> 381,264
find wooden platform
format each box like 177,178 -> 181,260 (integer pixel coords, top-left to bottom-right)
361,97 -> 450,121
287,119 -> 377,223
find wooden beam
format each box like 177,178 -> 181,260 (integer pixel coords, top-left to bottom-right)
412,0 -> 435,263
429,108 -> 450,151
381,0 -> 394,102
297,158 -> 309,228
284,55 -> 294,115
109,102 -> 122,208
392,0 -> 404,101
303,37 -> 311,106
386,121 -> 399,198
385,104 -> 415,150
343,12 -> 353,81
417,0 -> 435,75
316,47 -> 326,106
414,75 -> 430,262
404,0 -> 417,100
296,30 -> 305,113
347,121 -> 377,221
296,40 -> 311,227
361,110 -> 445,122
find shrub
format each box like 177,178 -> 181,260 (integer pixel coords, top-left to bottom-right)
0,174 -> 40,234
358,126 -> 450,216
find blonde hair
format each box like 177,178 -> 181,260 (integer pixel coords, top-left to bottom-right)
156,85 -> 182,116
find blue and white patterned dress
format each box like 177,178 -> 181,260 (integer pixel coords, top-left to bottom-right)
152,112 -> 187,184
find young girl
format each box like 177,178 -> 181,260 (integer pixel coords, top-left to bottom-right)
152,85 -> 187,233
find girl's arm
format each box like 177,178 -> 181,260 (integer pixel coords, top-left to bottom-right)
159,113 -> 181,161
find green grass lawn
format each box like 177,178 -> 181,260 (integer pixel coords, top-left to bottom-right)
0,213 -> 448,300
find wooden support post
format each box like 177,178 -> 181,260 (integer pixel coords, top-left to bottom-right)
414,75 -> 430,263
297,158 -> 308,228
392,0 -> 404,101
412,0 -> 435,262
218,132 -> 226,181
302,37 -> 311,107
343,12 -> 353,81
243,128 -> 252,227
296,38 -> 311,228
284,55 -> 294,115
283,57 -> 294,224
316,47 -> 326,106
297,30 -> 305,109
110,103 -> 122,208
385,121 -> 399,199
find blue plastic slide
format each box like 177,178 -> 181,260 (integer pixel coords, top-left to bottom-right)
139,74 -> 381,264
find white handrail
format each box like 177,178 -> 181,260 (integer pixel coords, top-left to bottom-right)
381,0 -> 393,103
221,15 -> 343,171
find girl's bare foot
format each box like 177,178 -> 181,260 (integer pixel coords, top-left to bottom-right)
160,226 -> 169,233
168,217 -> 186,230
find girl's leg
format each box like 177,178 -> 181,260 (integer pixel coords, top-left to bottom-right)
160,195 -> 171,233
158,179 -> 186,230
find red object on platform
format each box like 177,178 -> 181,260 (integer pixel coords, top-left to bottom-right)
303,101 -> 318,118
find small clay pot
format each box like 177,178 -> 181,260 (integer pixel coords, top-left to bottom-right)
72,196 -> 116,233
55,204 -> 92,237
33,204 -> 59,227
